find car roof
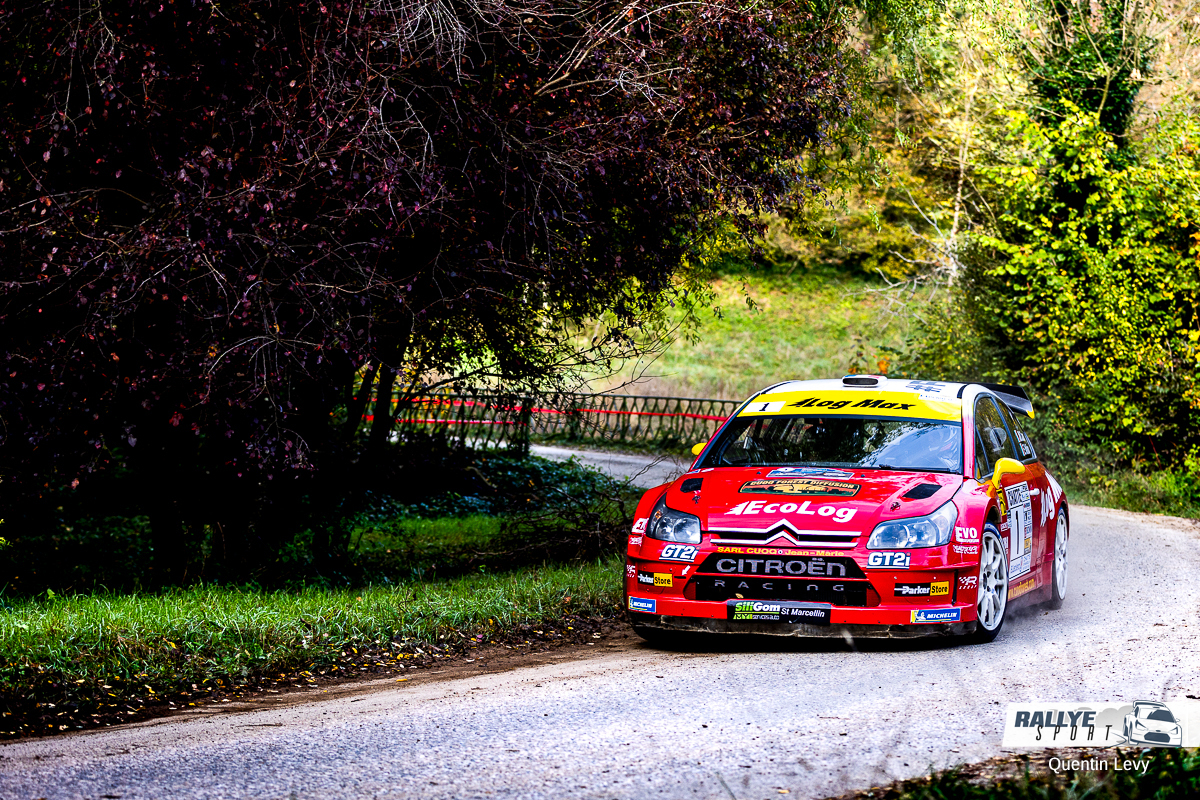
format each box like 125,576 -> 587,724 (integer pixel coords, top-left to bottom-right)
744,377 -> 1035,419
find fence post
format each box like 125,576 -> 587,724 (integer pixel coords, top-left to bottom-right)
510,397 -> 532,457
567,394 -> 582,442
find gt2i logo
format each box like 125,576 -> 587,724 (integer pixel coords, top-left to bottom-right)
659,544 -> 698,563
725,500 -> 857,523
954,526 -> 980,542
867,551 -> 910,569
958,575 -> 978,590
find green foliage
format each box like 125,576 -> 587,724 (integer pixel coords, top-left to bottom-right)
2,452 -> 629,596
969,107 -> 1200,462
1022,0 -> 1154,140
869,748 -> 1200,800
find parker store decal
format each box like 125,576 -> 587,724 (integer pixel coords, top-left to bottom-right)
1002,699 -> 1199,748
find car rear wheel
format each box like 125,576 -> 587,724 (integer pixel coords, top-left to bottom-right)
973,524 -> 1008,643
1048,509 -> 1068,609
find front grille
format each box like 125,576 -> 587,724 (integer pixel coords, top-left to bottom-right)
710,528 -> 858,547
696,553 -> 866,580
1144,732 -> 1171,743
693,575 -> 870,606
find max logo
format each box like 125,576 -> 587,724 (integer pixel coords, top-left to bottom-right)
789,398 -> 916,411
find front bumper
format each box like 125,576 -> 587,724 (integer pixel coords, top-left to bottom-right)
631,612 -> 976,638
625,595 -> 977,638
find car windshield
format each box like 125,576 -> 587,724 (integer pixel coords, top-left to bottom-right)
1146,709 -> 1176,722
699,414 -> 963,473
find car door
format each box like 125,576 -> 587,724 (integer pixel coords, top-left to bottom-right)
973,396 -> 1038,586
996,399 -> 1053,586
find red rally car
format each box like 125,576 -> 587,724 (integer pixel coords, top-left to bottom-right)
625,376 -> 1070,643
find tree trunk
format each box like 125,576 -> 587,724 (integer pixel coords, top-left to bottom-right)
367,364 -> 397,455
342,361 -> 380,439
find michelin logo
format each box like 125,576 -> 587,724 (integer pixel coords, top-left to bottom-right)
628,597 -> 656,614
910,608 -> 960,624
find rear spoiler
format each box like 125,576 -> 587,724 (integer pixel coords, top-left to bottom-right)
979,383 -> 1035,419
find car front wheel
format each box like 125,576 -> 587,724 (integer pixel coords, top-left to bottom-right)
973,524 -> 1009,643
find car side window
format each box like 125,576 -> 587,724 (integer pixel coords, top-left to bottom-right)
997,401 -> 1037,462
974,396 -> 1018,478
974,429 -> 992,478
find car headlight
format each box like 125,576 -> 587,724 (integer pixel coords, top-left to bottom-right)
867,501 -> 957,549
646,496 -> 701,544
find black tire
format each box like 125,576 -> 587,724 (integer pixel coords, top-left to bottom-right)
972,523 -> 1009,643
1048,508 -> 1068,609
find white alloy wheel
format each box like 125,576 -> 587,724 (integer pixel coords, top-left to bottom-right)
973,526 -> 1008,642
1049,509 -> 1068,609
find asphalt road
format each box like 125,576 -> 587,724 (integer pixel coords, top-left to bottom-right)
530,444 -> 692,488
2,507 -> 1198,800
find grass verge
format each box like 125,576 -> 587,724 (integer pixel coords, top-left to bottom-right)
836,746 -> 1199,800
591,266 -> 918,399
0,557 -> 623,739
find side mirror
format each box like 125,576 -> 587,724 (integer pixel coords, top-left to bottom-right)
691,442 -> 706,456
990,457 -> 1025,490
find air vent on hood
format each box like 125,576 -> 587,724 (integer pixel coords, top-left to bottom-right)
903,483 -> 942,500
842,374 -> 882,387
680,478 -> 703,493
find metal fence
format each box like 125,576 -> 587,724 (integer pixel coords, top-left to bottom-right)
379,390 -> 740,452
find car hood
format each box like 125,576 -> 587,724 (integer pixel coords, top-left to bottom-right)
665,466 -> 963,542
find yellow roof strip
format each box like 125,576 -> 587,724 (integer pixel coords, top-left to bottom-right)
739,389 -> 961,422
